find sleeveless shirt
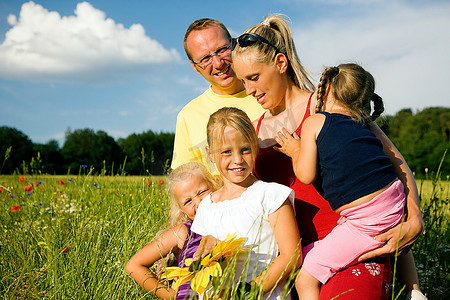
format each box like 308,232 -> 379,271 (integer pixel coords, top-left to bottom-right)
176,221 -> 201,300
316,112 -> 397,210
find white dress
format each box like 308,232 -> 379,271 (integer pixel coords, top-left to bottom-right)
191,180 -> 295,300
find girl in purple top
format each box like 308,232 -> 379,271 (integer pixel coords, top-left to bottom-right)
126,162 -> 219,299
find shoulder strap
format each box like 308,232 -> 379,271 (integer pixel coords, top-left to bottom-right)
303,93 -> 314,121
295,93 -> 314,134
255,112 -> 266,135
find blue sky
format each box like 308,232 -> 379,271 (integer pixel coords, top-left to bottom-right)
0,0 -> 449,146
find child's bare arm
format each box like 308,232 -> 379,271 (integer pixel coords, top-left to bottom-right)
275,114 -> 324,184
192,235 -> 218,260
274,128 -> 302,158
252,200 -> 302,293
126,225 -> 187,299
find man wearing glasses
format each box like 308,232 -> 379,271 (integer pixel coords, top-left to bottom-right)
171,19 -> 264,173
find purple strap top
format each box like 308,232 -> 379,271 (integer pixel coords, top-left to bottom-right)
176,221 -> 202,300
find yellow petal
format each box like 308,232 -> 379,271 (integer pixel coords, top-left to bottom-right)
160,267 -> 191,280
189,262 -> 222,294
205,261 -> 222,277
200,254 -> 213,267
172,273 -> 194,290
185,258 -> 193,266
211,233 -> 246,259
190,268 -> 210,294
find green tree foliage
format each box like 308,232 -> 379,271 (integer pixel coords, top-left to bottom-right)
0,126 -> 34,174
118,130 -> 174,175
1,107 -> 447,176
33,140 -> 64,174
61,128 -> 124,174
378,107 -> 449,177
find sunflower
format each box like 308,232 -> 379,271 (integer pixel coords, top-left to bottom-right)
161,234 -> 246,295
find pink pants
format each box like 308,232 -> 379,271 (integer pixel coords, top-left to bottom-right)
302,179 -> 406,284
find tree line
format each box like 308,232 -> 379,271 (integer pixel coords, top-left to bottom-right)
0,128 -> 174,176
1,107 -> 448,177
376,107 -> 449,178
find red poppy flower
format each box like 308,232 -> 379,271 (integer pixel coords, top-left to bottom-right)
12,205 -> 20,212
58,180 -> 65,185
0,187 -> 3,192
146,180 -> 153,186
34,182 -> 40,186
24,185 -> 33,192
61,246 -> 71,252
158,179 -> 165,185
19,176 -> 25,182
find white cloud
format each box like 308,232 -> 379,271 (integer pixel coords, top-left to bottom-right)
7,14 -> 17,26
0,1 -> 181,83
162,104 -> 184,115
178,75 -> 197,86
293,1 -> 450,114
105,129 -> 128,140
32,131 -> 66,145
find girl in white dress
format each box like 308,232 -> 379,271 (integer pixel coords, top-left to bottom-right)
191,107 -> 302,299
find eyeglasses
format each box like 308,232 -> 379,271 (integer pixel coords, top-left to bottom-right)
191,44 -> 232,69
232,33 -> 282,54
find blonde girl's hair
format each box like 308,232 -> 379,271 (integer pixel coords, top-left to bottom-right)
167,162 -> 220,227
206,107 -> 258,166
232,14 -> 315,92
315,63 -> 384,123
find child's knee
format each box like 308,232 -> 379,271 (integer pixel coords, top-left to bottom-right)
295,268 -> 319,289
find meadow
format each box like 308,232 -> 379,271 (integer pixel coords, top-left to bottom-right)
0,169 -> 448,299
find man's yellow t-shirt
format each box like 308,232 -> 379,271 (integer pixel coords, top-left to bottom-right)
171,87 -> 264,174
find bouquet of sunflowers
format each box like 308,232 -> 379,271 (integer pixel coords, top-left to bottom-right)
161,233 -> 248,297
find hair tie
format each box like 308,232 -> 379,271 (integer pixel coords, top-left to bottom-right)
333,66 -> 340,74
261,21 -> 270,27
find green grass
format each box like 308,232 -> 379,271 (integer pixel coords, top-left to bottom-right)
412,175 -> 449,299
1,174 -> 448,299
1,174 -> 169,299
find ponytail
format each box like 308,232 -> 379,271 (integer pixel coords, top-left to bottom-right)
264,15 -> 315,92
318,63 -> 384,123
370,93 -> 384,121
315,67 -> 339,113
233,14 -> 315,92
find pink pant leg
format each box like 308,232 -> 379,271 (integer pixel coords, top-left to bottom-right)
302,180 -> 406,284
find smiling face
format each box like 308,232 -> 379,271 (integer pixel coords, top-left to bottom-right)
213,126 -> 255,187
186,25 -> 243,95
233,50 -> 289,112
172,173 -> 212,220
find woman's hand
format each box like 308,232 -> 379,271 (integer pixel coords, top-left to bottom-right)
359,122 -> 425,261
274,128 -> 301,158
358,214 -> 423,261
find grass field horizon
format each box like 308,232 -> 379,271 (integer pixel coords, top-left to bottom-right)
1,171 -> 448,299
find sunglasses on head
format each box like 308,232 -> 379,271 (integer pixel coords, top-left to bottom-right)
232,33 -> 282,54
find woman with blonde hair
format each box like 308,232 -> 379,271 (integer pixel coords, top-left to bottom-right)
232,14 -> 424,299
276,63 -> 423,299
